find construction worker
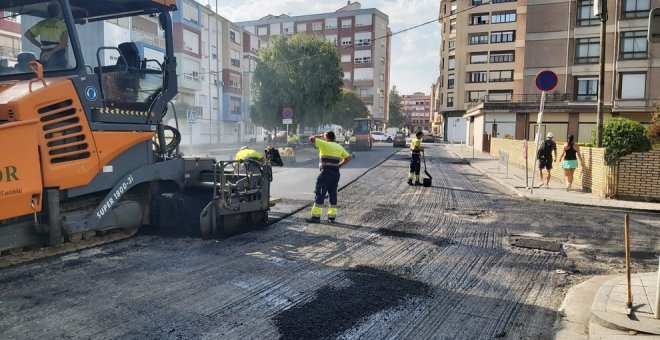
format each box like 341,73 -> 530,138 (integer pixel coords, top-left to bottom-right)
287,133 -> 300,149
25,3 -> 68,70
235,146 -> 264,173
408,131 -> 424,186
306,131 -> 353,224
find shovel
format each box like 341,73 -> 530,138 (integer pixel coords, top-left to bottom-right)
422,151 -> 432,187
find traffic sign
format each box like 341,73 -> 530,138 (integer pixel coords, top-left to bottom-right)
186,110 -> 196,124
535,71 -> 558,92
282,107 -> 294,119
282,118 -> 293,125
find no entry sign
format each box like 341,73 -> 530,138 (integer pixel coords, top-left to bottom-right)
535,71 -> 558,92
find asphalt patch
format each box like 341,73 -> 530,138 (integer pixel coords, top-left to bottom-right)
509,236 -> 563,253
273,265 -> 432,340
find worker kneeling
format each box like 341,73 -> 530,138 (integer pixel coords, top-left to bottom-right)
306,131 -> 352,224
235,146 -> 265,174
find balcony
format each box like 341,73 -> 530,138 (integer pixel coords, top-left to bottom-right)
353,79 -> 374,86
465,93 -> 608,113
0,46 -> 19,58
132,31 -> 166,49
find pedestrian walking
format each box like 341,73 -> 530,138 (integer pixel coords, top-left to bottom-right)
408,131 -> 424,186
306,131 -> 353,224
537,132 -> 557,187
558,134 -> 585,192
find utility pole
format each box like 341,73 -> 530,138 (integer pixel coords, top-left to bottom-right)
595,0 -> 608,147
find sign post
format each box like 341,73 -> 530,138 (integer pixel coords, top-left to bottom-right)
530,70 -> 557,194
282,107 -> 293,138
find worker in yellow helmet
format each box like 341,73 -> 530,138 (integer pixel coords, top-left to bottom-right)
235,146 -> 265,174
306,131 -> 353,224
408,131 -> 424,186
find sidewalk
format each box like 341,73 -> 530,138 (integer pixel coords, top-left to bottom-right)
444,143 -> 660,213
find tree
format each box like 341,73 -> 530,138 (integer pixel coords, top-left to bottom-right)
388,87 -> 405,128
327,90 -> 369,129
594,117 -> 652,163
250,34 -> 344,130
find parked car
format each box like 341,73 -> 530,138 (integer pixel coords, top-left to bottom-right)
422,133 -> 435,143
299,134 -> 312,148
392,132 -> 406,147
335,133 -> 346,143
371,131 -> 393,143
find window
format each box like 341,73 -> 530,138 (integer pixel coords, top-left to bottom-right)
471,13 -> 489,25
469,33 -> 489,45
575,37 -> 599,63
450,19 -> 456,34
230,31 -> 237,43
492,11 -> 517,23
297,23 -> 307,32
450,1 -> 457,15
467,90 -> 487,102
577,1 -> 599,26
490,50 -> 514,63
619,73 -> 646,99
447,94 -> 454,107
325,18 -> 338,29
230,49 -> 240,67
447,74 -> 455,89
467,71 -> 487,83
620,31 -> 647,59
229,74 -> 241,90
491,31 -> 515,43
472,0 -> 485,4
343,72 -> 351,80
326,35 -> 337,43
342,19 -> 352,28
230,97 -> 241,115
448,40 -> 456,50
448,57 -> 455,70
341,54 -> 351,63
489,70 -> 513,82
341,37 -> 352,46
270,23 -> 281,35
355,14 -> 373,26
312,22 -> 322,30
488,90 -> 513,101
183,30 -> 199,53
470,52 -> 488,64
354,50 -> 372,64
257,26 -> 267,36
622,0 -> 650,18
283,22 -> 294,34
355,32 -> 372,46
576,77 -> 598,101
492,0 -> 516,2
182,1 -> 198,24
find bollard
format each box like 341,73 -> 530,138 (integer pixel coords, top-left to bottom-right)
624,214 -> 632,314
655,256 -> 659,319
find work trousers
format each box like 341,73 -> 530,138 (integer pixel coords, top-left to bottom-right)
409,153 -> 421,180
311,168 -> 340,218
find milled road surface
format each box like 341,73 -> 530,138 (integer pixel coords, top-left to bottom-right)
0,145 -> 658,339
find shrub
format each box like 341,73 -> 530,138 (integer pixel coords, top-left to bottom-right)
594,117 -> 652,163
502,133 -> 514,140
649,109 -> 660,145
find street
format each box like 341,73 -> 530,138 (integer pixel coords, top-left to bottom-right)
0,144 -> 658,339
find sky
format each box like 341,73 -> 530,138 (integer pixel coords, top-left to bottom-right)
201,0 -> 440,96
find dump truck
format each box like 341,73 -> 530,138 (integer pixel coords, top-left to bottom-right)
0,0 -> 273,266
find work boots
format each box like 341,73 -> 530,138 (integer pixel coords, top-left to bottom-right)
305,216 -> 321,224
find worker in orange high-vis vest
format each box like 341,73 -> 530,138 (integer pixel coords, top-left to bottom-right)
306,131 -> 353,224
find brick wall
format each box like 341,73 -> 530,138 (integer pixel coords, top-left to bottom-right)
490,138 -> 610,197
616,150 -> 660,201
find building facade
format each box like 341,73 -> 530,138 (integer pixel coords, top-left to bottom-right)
438,0 -> 659,150
236,1 -> 391,127
401,92 -> 431,132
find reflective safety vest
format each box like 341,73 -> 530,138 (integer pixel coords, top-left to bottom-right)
315,139 -> 350,169
235,148 -> 263,161
410,137 -> 422,153
29,18 -> 67,49
287,134 -> 299,143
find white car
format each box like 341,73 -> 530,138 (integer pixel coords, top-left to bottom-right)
371,131 -> 393,143
336,134 -> 346,143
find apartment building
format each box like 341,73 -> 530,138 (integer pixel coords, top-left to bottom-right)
0,13 -> 20,68
401,92 -> 432,132
236,1 -> 391,127
243,30 -> 266,142
438,0 -> 658,150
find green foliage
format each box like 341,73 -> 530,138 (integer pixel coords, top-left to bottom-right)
328,90 -> 369,129
649,106 -> 660,145
250,34 -> 343,129
594,117 -> 652,163
503,133 -> 514,140
388,87 -> 405,128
